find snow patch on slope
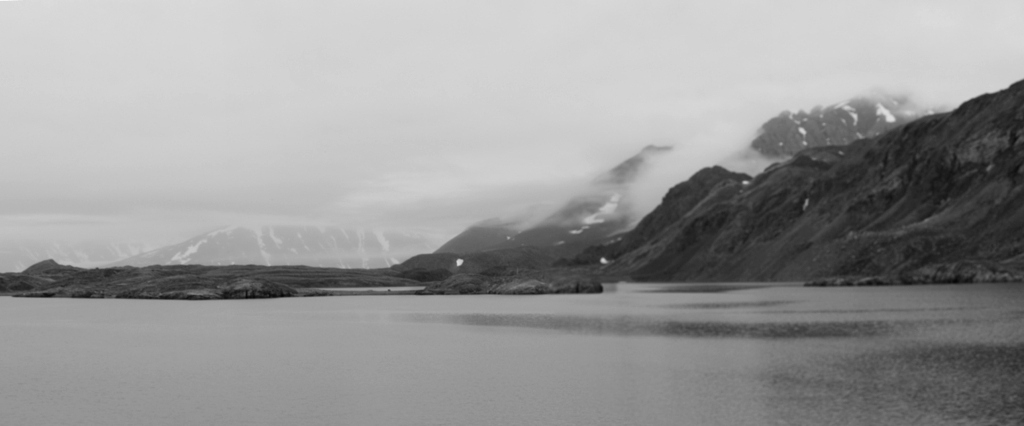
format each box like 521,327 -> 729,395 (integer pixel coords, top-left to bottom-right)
876,103 -> 896,123
253,226 -> 271,266
171,239 -> 207,264
569,226 -> 590,235
208,226 -> 239,237
841,105 -> 858,125
582,194 -> 622,225
373,230 -> 390,252
267,227 -> 284,246
356,229 -> 368,268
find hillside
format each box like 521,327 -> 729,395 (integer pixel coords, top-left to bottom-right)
578,79 -> 1024,284
436,145 -> 671,256
438,95 -> 938,260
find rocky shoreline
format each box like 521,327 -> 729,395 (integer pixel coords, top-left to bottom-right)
7,256 -> 1017,299
805,261 -> 1024,286
16,277 -> 300,300
416,270 -> 603,295
3,259 -> 603,300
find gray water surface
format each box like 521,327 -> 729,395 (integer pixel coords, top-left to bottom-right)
1,283 -> 1022,425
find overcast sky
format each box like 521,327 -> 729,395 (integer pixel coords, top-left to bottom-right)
2,0 -> 1023,246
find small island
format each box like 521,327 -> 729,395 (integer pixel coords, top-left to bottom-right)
1,252 -> 602,300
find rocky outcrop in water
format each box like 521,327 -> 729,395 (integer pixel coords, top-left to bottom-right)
417,269 -> 603,295
10,259 -> 421,299
0,274 -> 51,293
20,277 -> 300,300
1,259 -> 81,294
396,247 -> 606,294
806,261 -> 1024,286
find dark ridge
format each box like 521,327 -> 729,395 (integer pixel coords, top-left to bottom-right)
22,259 -> 82,276
576,78 -> 1024,284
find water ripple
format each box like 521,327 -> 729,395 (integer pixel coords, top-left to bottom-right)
663,300 -> 796,309
402,313 -> 926,339
761,342 -> 1024,425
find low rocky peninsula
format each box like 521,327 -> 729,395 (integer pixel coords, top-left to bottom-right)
1,256 -> 602,300
416,270 -> 602,295
804,261 -> 1024,287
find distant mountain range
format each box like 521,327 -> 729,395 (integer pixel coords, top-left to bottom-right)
0,241 -> 148,273
108,225 -> 441,269
751,94 -> 936,157
573,79 -> 1024,283
435,145 -> 672,256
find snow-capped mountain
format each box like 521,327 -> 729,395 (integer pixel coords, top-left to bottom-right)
0,241 -> 149,273
751,95 -> 938,157
109,225 -> 442,269
435,145 -> 671,255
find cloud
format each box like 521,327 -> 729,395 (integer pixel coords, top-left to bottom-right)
1,0 -> 1023,247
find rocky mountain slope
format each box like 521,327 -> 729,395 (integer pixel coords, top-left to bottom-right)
432,218 -> 520,256
751,94 -> 935,157
397,246 -> 559,275
436,145 -> 671,256
109,225 -> 440,269
578,79 -> 1024,283
439,95 -> 936,260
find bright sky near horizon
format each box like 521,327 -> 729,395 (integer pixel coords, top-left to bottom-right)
2,0 -> 1023,246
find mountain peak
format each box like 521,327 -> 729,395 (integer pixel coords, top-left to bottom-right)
593,145 -> 672,186
752,93 -> 938,158
22,259 -> 82,276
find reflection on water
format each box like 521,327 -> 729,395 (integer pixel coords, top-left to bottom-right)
632,283 -> 780,293
0,282 -> 1022,426
316,286 -> 425,292
664,300 -> 796,309
403,312 -> 914,338
762,342 -> 1024,425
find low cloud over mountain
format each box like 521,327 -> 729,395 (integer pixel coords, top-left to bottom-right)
110,225 -> 442,269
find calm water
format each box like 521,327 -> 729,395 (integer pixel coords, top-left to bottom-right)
1,283 -> 1022,426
